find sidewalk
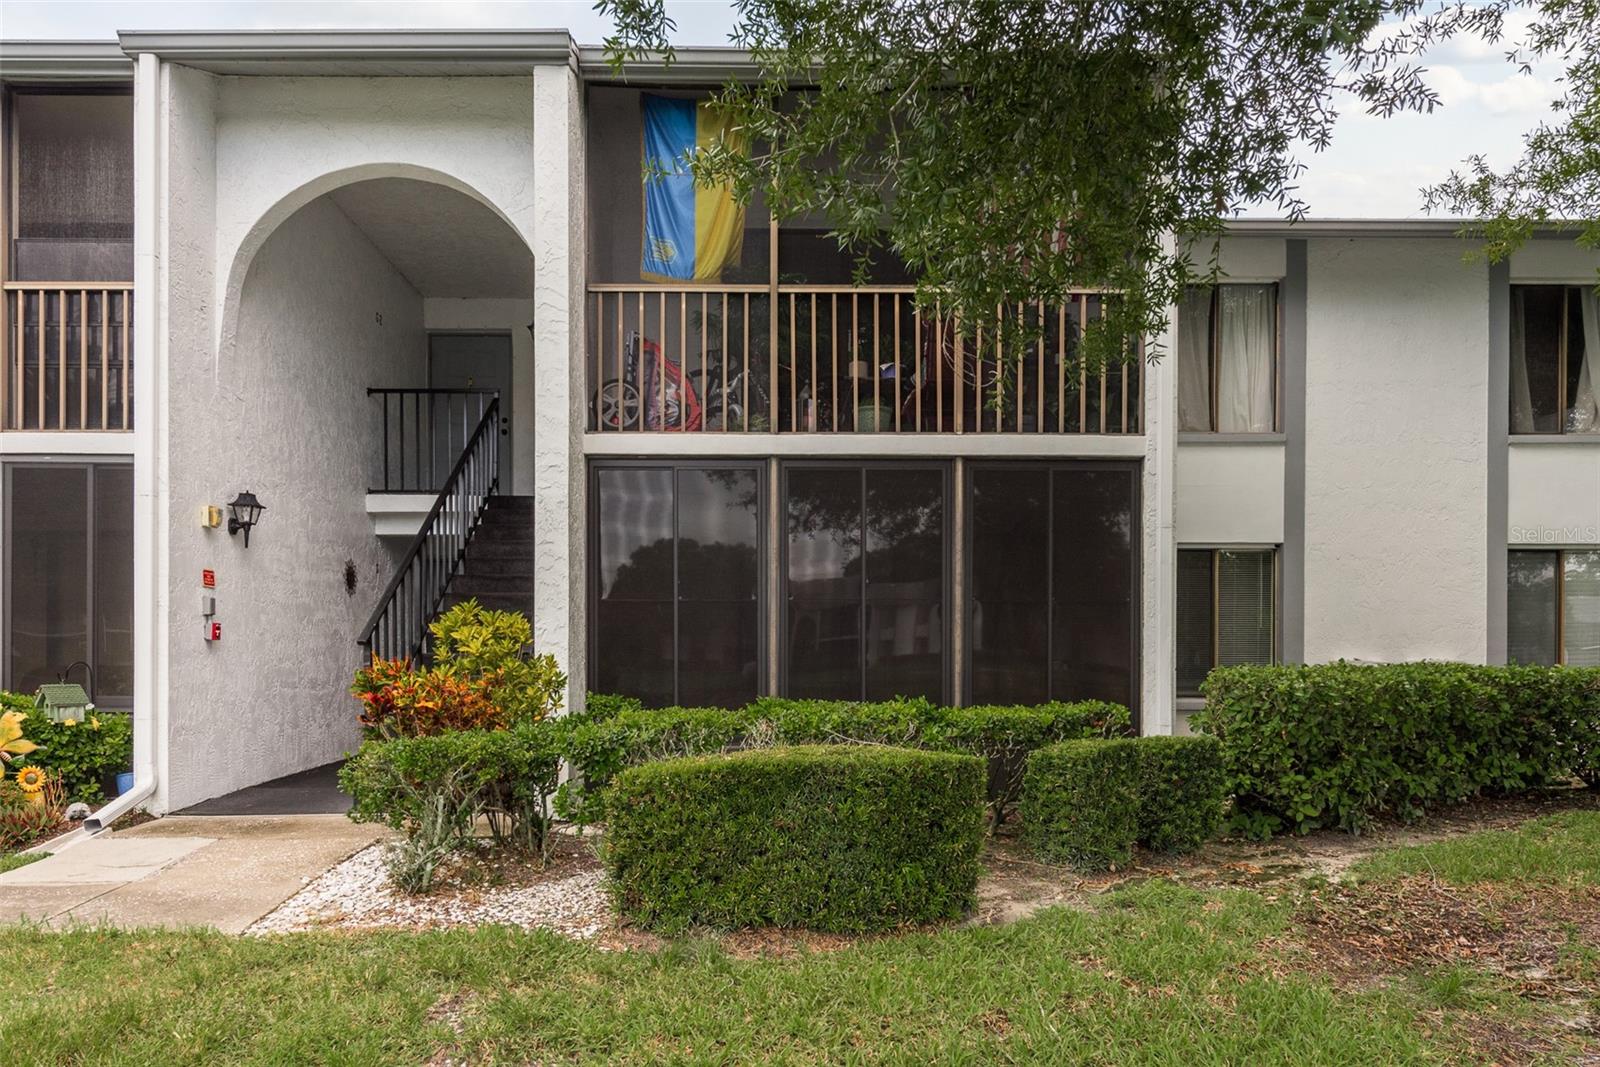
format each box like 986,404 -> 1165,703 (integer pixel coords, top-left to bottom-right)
0,815 -> 388,933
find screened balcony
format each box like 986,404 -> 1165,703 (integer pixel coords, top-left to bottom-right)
584,85 -> 1141,437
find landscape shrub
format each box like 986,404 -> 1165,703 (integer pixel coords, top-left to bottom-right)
1134,735 -> 1226,853
579,692 -> 645,722
340,722 -> 562,891
604,745 -> 985,932
1194,661 -> 1600,837
1021,738 -> 1142,869
0,693 -> 131,805
927,701 -> 1132,828
560,696 -> 1134,827
351,601 -> 564,738
552,706 -> 752,824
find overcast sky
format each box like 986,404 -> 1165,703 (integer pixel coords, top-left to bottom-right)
0,0 -> 1565,219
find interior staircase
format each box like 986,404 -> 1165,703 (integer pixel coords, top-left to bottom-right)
439,494 -> 537,616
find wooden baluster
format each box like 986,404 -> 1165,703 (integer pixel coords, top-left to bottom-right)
809,293 -> 817,432
679,290 -> 688,431
912,297 -> 922,432
872,294 -> 881,434
658,292 -> 667,430
850,292 -> 859,432
1057,301 -> 1066,433
1078,294 -> 1088,433
894,293 -> 902,433
742,294 -> 750,433
721,294 -> 729,432
121,292 -> 130,430
830,294 -> 839,432
788,291 -> 797,432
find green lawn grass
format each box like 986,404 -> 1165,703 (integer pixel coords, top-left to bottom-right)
0,851 -> 44,874
1353,809 -> 1600,887
3,814 -> 1597,1065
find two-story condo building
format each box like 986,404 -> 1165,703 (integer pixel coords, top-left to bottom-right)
0,30 -> 1595,821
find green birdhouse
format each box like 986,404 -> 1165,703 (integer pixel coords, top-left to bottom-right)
34,683 -> 92,723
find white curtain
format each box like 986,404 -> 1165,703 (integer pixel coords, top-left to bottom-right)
1177,287 -> 1213,431
1569,289 -> 1600,433
1217,285 -> 1275,432
1510,288 -> 1534,433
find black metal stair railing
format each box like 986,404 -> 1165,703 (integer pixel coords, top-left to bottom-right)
358,396 -> 500,664
367,387 -> 499,493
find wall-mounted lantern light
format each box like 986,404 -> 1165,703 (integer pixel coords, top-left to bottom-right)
226,490 -> 265,547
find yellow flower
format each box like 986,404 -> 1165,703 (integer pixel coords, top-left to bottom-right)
0,711 -> 38,764
63,719 -> 77,728
14,765 -> 47,795
89,716 -> 102,730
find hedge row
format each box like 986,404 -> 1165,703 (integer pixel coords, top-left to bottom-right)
1021,735 -> 1225,869
605,745 -> 986,932
554,696 -> 1131,826
1194,662 -> 1600,837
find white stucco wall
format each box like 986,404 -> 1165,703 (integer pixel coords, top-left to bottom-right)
1175,442 -> 1285,544
1509,443 -> 1600,545
1302,238 -> 1490,663
422,298 -> 537,497
163,194 -> 426,810
212,76 -> 537,361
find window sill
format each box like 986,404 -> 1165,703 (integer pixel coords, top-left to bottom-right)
1177,432 -> 1286,445
1509,435 -> 1600,445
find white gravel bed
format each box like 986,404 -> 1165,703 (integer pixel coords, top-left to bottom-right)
248,843 -> 610,938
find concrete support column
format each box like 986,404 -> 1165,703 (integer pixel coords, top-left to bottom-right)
531,61 -> 587,713
1140,261 -> 1179,734
1280,240 -> 1307,664
1486,261 -> 1509,663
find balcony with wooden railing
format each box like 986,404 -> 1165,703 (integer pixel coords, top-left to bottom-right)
586,284 -> 1141,435
2,283 -> 133,432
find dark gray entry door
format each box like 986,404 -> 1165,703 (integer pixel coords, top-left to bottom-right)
429,333 -> 513,490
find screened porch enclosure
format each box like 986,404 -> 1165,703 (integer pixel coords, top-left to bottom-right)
584,84 -> 1143,437
589,459 -> 1141,716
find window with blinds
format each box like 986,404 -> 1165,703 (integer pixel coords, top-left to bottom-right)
1510,549 -> 1600,666
1175,548 -> 1276,696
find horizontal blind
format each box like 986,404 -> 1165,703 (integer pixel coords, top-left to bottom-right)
1562,550 -> 1600,667
1507,550 -> 1559,666
1217,550 -> 1273,667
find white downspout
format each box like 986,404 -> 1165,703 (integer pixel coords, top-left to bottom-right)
85,51 -> 162,833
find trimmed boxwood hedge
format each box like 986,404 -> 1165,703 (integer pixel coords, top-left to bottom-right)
1021,738 -> 1143,869
604,744 -> 986,932
1194,662 -> 1600,837
554,696 -> 1130,826
1021,735 -> 1226,867
1134,735 -> 1226,853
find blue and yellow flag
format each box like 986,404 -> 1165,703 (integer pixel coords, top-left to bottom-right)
641,95 -> 746,282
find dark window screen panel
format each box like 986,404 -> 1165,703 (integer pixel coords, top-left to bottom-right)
1563,550 -> 1600,667
1513,286 -> 1565,433
594,467 -> 675,707
13,93 -> 134,281
968,467 -> 1049,704
5,466 -> 90,696
786,467 -> 863,698
1175,551 -> 1215,696
92,466 -> 134,705
1050,468 -> 1137,709
676,468 -> 761,707
1177,287 -> 1213,432
1507,551 -> 1559,666
1217,550 -> 1273,667
863,468 -> 944,701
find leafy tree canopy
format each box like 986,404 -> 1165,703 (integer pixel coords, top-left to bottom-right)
600,0 -> 1443,369
1403,0 -> 1599,275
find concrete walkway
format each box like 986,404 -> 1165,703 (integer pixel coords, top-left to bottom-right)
0,815 -> 388,933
